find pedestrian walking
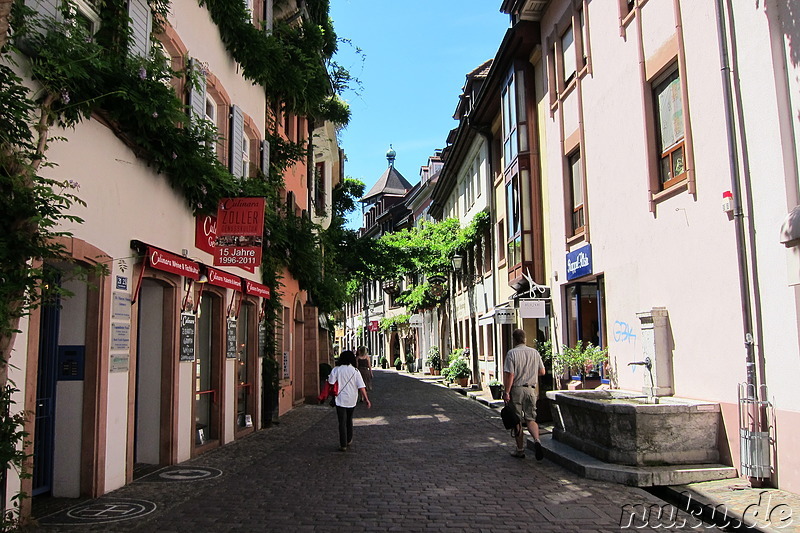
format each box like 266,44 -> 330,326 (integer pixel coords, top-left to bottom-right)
356,345 -> 373,391
328,350 -> 371,451
503,328 -> 546,460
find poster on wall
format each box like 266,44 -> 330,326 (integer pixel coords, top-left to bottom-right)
195,215 -> 255,273
226,319 -> 237,358
213,198 -> 265,269
180,313 -> 196,362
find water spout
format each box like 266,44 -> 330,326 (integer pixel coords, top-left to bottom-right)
627,357 -> 652,371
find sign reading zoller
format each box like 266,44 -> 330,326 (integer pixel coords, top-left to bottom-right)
213,198 -> 265,268
566,243 -> 592,281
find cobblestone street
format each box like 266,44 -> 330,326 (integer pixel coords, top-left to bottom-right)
28,370 -> 719,532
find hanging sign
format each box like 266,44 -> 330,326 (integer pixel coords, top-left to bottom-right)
368,320 -> 379,332
148,247 -> 200,280
206,266 -> 242,291
519,299 -> 546,319
180,313 -> 196,362
409,314 -> 423,328
213,198 -> 265,268
244,279 -> 271,299
495,308 -> 517,324
566,243 -> 592,281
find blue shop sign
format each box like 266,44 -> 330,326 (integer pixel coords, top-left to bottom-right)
566,244 -> 592,280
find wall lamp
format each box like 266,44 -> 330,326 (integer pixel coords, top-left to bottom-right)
451,254 -> 464,272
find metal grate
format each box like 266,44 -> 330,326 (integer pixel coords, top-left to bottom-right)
737,383 -> 772,479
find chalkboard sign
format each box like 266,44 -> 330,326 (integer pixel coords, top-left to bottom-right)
257,322 -> 266,358
226,319 -> 237,359
180,313 -> 196,362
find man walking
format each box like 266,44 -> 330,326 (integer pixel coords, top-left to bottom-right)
503,328 -> 546,460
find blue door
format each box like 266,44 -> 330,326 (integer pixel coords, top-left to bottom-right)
33,289 -> 60,496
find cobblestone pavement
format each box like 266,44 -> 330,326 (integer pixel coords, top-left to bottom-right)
26,370 -> 741,532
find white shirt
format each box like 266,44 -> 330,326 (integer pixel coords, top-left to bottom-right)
328,365 -> 365,408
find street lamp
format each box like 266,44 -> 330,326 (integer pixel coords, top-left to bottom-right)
451,254 -> 464,272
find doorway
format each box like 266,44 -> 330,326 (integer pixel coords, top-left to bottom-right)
134,279 -> 166,475
565,276 -> 607,352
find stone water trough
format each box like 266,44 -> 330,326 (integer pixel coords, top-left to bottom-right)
546,389 -> 721,466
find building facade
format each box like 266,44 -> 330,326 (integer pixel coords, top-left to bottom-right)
5,0 -> 339,517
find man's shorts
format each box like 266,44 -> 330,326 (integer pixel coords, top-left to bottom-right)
510,385 -> 537,423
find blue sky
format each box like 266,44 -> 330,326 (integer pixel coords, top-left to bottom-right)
328,1 -> 510,228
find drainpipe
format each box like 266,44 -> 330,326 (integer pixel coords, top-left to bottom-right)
714,0 -> 768,483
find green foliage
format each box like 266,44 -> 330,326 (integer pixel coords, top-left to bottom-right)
425,346 -> 441,370
0,384 -> 31,531
554,341 -> 608,377
378,314 -> 410,332
198,0 -> 350,123
443,357 -> 471,381
488,379 -> 503,387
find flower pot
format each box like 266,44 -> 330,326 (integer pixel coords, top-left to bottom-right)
489,385 -> 503,400
428,367 -> 440,376
458,377 -> 469,387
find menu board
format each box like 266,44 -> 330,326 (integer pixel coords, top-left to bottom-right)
226,319 -> 237,359
180,313 -> 196,362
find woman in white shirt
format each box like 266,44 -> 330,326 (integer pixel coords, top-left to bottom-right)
329,350 -> 371,451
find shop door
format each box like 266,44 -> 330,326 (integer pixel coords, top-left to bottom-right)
33,289 -> 60,496
134,280 -> 164,469
195,294 -> 220,447
566,277 -> 607,358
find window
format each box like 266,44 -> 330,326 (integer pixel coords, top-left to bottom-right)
205,96 -> 216,124
506,175 -> 521,267
561,24 -> 576,85
315,162 -> 326,215
242,135 -> 250,179
653,68 -> 686,189
568,151 -> 585,235
501,73 -> 518,166
497,219 -> 506,263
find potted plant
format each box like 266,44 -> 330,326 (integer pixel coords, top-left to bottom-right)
555,341 -> 608,390
379,355 -> 388,369
425,346 -> 441,375
405,353 -> 416,373
488,379 -> 503,400
393,356 -> 402,370
446,358 -> 471,387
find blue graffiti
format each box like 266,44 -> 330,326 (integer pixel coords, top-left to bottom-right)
613,321 -> 637,343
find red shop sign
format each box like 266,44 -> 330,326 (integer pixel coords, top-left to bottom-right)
244,279 -> 270,299
148,247 -> 200,280
206,267 -> 242,291
368,320 -> 379,332
217,197 -> 265,236
195,214 -> 217,255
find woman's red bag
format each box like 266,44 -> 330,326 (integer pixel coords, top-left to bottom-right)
317,380 -> 338,404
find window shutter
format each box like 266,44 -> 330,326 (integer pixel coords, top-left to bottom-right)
187,59 -> 207,123
24,0 -> 61,25
229,104 -> 244,178
260,140 -> 270,174
264,0 -> 273,32
128,0 -> 152,58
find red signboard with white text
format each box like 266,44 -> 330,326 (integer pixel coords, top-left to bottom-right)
147,247 -> 200,280
244,279 -> 270,299
206,266 -> 242,291
213,198 -> 265,269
